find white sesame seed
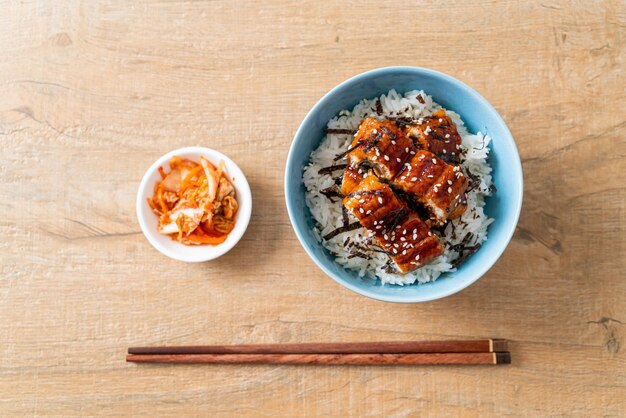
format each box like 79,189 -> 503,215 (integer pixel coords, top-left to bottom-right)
438,118 -> 443,122
378,197 -> 383,204
427,174 -> 434,178
413,234 -> 417,240
415,254 -> 420,260
376,225 -> 382,229
372,156 -> 377,161
456,144 -> 460,150
432,158 -> 437,164
391,140 -> 396,145
403,229 -> 407,234
448,187 -> 452,193
393,243 -> 399,247
396,158 -> 401,163
428,231 -> 432,236
405,147 -> 409,152
400,237 -> 406,241
411,177 -> 417,181
445,140 -> 450,144
366,210 -> 372,215
384,155 -> 390,161
374,220 -> 378,225
402,250 -> 407,255
359,208 -> 364,213
419,155 -> 426,161
372,129 -> 378,134
445,133 -> 450,138
393,248 -> 398,254
451,152 -> 455,155
359,199 -> 365,203
448,180 -> 453,185
384,234 -> 389,240
435,183 -> 441,187
410,151 -> 416,155
443,149 -> 447,154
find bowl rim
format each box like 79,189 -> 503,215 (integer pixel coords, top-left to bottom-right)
284,66 -> 523,303
137,146 -> 252,262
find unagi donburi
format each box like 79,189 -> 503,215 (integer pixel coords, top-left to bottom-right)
303,90 -> 496,285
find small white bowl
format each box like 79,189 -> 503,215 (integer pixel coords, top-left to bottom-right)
136,146 -> 252,262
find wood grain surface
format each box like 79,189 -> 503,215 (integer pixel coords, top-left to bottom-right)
1,0 -> 625,416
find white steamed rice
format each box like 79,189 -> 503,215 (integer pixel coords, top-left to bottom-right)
303,89 -> 494,285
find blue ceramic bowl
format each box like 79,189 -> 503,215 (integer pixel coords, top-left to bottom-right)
285,67 -> 523,303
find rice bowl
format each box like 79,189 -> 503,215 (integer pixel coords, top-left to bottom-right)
303,89 -> 495,285
285,66 -> 522,302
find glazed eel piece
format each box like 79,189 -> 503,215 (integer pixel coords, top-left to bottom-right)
343,175 -> 443,274
391,150 -> 468,224
340,118 -> 414,195
402,109 -> 463,165
339,117 -> 469,225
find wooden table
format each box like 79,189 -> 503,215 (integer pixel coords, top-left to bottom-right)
1,1 -> 624,416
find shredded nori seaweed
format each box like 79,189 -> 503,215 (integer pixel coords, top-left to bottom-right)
464,168 -> 481,192
333,141 -> 363,161
451,243 -> 482,268
390,117 -> 417,129
440,153 -> 461,165
325,128 -> 356,135
323,221 -> 361,241
375,99 -> 383,115
318,164 -> 347,175
341,205 -> 350,227
347,251 -> 370,260
379,126 -> 396,140
320,184 -> 343,203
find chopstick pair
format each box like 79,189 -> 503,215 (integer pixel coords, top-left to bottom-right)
127,339 -> 510,365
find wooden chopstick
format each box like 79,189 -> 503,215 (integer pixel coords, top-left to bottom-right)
126,352 -> 511,365
128,339 -> 507,355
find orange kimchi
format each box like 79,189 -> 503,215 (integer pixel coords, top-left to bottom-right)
147,156 -> 238,245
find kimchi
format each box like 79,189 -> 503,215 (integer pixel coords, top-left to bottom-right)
147,156 -> 238,245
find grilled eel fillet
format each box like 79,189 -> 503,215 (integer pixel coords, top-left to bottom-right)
391,150 -> 468,223
340,118 -> 414,195
402,109 -> 463,165
340,118 -> 468,224
343,175 -> 444,274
